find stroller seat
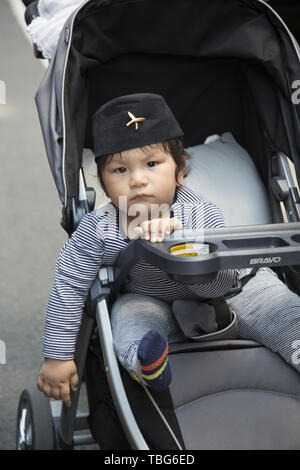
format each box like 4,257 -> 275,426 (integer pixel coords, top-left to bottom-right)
121,340 -> 300,450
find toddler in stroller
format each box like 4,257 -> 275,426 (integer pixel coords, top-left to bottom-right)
38,94 -> 300,405
17,0 -> 300,451
37,92 -> 299,409
37,92 -> 238,400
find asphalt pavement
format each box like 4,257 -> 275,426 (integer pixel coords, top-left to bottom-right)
0,0 -> 69,450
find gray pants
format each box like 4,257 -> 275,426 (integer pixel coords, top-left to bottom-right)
227,267 -> 300,372
110,268 -> 300,376
110,293 -> 185,378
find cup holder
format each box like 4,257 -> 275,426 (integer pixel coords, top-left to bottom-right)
222,237 -> 289,249
291,234 -> 300,244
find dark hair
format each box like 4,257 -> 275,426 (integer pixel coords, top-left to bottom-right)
96,137 -> 191,195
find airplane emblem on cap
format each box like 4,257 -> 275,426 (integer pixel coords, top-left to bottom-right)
126,111 -> 146,130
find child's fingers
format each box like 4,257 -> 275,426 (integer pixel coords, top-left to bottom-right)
70,372 -> 79,392
138,218 -> 183,242
50,386 -> 61,401
134,226 -> 143,236
149,219 -> 162,242
150,219 -> 172,242
157,218 -> 171,241
37,375 -> 51,397
36,376 -> 44,392
39,381 -> 51,398
60,383 -> 72,407
37,377 -> 69,404
140,220 -> 151,240
172,217 -> 183,231
159,218 -> 183,239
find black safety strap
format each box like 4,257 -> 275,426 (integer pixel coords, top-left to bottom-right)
207,296 -> 232,331
225,267 -> 260,300
172,296 -> 233,339
240,267 -> 260,287
209,268 -> 260,330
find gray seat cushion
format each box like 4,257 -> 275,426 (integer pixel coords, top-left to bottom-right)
123,343 -> 300,450
185,133 -> 273,226
168,345 -> 300,449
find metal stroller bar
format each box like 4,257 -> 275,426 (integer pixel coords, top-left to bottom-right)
272,152 -> 300,222
95,296 -> 149,450
71,169 -> 96,232
58,312 -> 96,449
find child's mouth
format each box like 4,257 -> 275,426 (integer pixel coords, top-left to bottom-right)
131,194 -> 152,201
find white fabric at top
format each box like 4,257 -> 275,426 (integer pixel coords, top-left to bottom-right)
27,0 -> 87,59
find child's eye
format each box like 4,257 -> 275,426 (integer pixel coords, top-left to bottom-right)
114,167 -> 126,174
147,161 -> 158,168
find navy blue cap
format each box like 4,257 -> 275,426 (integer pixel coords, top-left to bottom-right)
92,93 -> 184,159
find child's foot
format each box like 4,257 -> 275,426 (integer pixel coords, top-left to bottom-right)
137,330 -> 172,391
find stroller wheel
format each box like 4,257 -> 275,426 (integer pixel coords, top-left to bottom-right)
16,389 -> 55,450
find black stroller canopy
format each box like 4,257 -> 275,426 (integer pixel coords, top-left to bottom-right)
35,0 -> 300,233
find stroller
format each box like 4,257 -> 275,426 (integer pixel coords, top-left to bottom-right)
270,1 -> 300,46
17,0 -> 300,450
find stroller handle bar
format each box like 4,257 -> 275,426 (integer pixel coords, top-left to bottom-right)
112,222 -> 300,286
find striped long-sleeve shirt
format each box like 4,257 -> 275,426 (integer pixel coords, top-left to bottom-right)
43,185 -> 236,359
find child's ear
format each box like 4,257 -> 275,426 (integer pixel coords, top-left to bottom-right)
176,170 -> 184,187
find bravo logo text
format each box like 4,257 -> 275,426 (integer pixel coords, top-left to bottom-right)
250,257 -> 281,265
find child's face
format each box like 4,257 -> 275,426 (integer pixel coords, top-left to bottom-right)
101,145 -> 183,221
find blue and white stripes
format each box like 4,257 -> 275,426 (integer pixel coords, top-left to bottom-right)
43,185 -> 236,359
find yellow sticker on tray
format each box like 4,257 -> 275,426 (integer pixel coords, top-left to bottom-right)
170,244 -> 195,252
169,243 -> 209,257
175,252 -> 199,256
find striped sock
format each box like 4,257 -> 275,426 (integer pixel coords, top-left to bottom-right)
137,330 -> 172,391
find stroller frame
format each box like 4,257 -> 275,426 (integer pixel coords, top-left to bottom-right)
17,0 -> 300,450
23,157 -> 300,450
16,151 -> 300,450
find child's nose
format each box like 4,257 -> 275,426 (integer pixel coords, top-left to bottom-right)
129,169 -> 148,188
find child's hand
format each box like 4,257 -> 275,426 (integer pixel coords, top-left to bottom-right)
37,358 -> 78,407
134,217 -> 183,242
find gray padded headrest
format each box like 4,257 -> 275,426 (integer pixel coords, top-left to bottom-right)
185,133 -> 272,227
